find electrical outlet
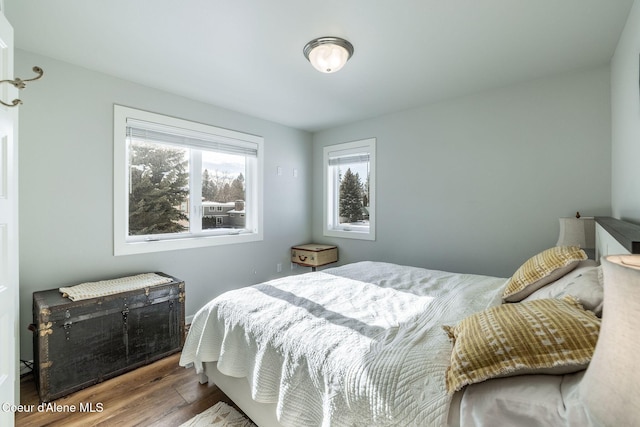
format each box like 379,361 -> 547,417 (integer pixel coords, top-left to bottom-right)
276,263 -> 282,273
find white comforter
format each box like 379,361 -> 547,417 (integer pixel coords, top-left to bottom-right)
180,261 -> 506,427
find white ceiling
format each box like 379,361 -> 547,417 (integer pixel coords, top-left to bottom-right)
4,0 -> 634,132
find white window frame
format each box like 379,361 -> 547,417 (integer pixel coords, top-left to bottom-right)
323,138 -> 376,241
113,105 -> 264,255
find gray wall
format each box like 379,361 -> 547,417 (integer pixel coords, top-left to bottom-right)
17,48 -> 617,360
312,66 -> 612,278
17,50 -> 313,359
611,0 -> 640,222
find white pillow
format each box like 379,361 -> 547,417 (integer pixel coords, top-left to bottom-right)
522,261 -> 603,316
459,371 -> 593,427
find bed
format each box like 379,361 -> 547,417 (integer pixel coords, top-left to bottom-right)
179,217 -> 640,426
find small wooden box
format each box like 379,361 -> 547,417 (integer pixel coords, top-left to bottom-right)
32,273 -> 185,402
291,244 -> 338,269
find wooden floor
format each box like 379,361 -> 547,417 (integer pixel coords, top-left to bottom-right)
16,352 -> 235,427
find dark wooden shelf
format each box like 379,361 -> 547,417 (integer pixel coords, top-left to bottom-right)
596,217 -> 640,254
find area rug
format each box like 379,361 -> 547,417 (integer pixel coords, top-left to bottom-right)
180,401 -> 256,427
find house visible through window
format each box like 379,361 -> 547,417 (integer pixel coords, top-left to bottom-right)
323,138 -> 376,240
114,105 -> 264,255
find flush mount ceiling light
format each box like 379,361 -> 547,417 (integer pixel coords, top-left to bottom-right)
303,37 -> 354,73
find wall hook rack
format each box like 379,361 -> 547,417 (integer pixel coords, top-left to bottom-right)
0,65 -> 44,107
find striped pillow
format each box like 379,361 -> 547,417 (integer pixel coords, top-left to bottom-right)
502,246 -> 587,302
443,297 -> 600,394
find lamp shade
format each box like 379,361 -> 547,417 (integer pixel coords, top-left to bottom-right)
303,37 -> 354,73
556,217 -> 595,249
580,255 -> 640,425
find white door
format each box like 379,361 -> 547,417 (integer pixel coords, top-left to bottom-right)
0,9 -> 19,427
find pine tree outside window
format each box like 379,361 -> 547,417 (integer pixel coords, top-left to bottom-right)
114,105 -> 263,255
323,138 -> 376,240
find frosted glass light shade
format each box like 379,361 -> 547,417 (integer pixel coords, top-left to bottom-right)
304,37 -> 354,74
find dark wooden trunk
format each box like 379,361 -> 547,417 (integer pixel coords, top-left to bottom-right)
32,273 -> 185,402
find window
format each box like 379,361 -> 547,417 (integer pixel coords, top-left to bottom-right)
114,105 -> 263,255
323,138 -> 376,240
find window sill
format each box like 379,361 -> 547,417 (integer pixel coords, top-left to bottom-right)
114,231 -> 263,256
323,228 -> 375,241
